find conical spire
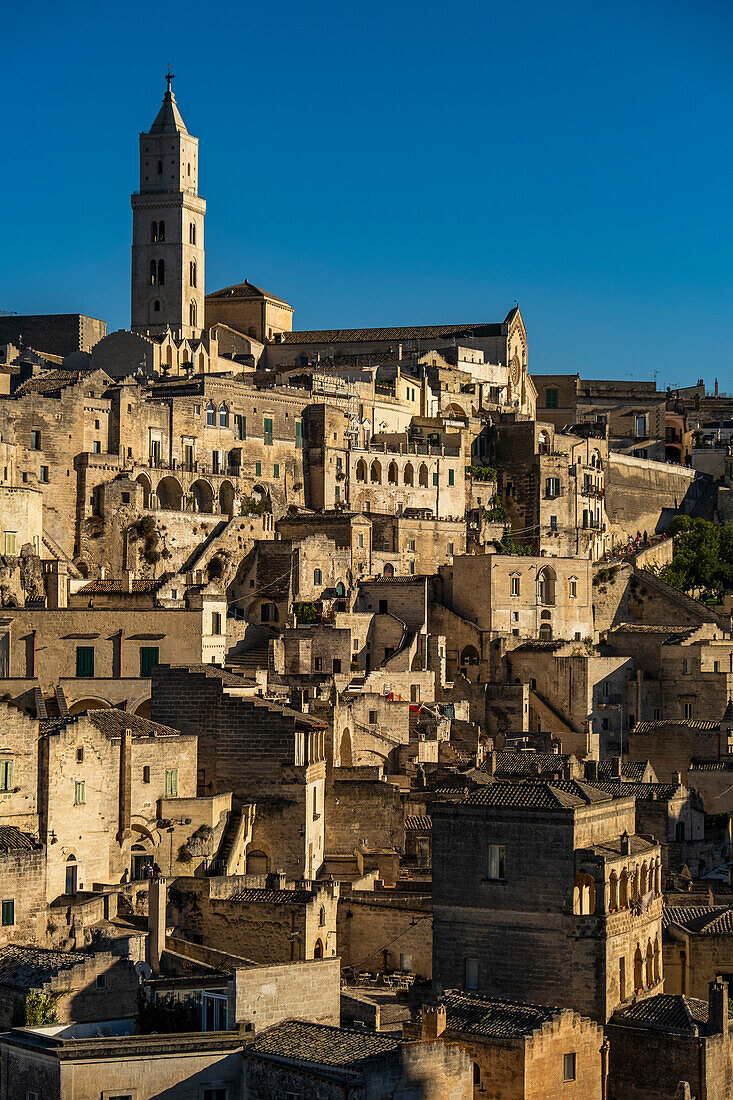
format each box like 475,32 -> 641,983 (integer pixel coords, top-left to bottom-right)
149,66 -> 188,134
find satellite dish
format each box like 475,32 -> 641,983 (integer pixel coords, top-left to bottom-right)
134,961 -> 152,980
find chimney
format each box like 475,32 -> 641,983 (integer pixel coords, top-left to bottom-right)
268,870 -> 287,890
586,759 -> 599,782
675,771 -> 683,788
612,756 -> 623,778
709,978 -> 728,1035
44,561 -> 68,609
621,830 -> 630,856
148,877 -> 167,975
122,570 -> 134,593
484,750 -> 496,777
421,1004 -> 447,1040
117,728 -> 132,843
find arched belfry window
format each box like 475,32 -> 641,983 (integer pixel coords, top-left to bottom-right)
190,260 -> 197,288
150,260 -> 157,286
151,221 -> 158,243
190,222 -> 196,245
157,260 -> 165,286
158,220 -> 165,242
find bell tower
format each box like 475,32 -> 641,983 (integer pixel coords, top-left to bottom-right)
131,69 -> 205,340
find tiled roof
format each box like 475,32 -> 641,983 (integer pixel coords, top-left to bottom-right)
439,992 -> 563,1039
633,719 -> 719,733
464,780 -> 613,810
228,889 -> 315,905
404,815 -> 432,832
12,370 -> 90,397
589,781 -> 682,801
488,751 -> 567,777
664,905 -> 733,935
279,322 -> 507,345
596,760 -> 650,782
206,279 -> 290,306
613,993 -> 708,1034
0,827 -> 38,852
77,578 -> 159,595
511,640 -> 567,652
0,945 -> 90,989
690,759 -> 733,771
39,710 -> 183,739
246,1020 -> 400,1071
587,834 -> 658,858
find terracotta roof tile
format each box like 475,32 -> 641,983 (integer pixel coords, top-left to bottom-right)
246,1020 -> 400,1072
613,993 -> 708,1034
439,992 -> 565,1039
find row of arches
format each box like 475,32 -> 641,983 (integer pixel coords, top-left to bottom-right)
151,220 -> 165,243
207,403 -> 229,427
633,937 -> 661,993
572,858 -> 661,917
355,458 -> 431,487
135,473 -> 235,516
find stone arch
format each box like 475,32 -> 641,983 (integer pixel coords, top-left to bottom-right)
135,473 -> 151,508
537,566 -> 556,606
356,458 -> 367,482
634,945 -> 643,991
383,563 -> 395,577
404,462 -> 414,486
460,645 -> 479,668
156,475 -> 183,511
68,697 -> 112,715
313,938 -> 324,959
573,873 -> 596,915
619,869 -> 629,908
640,862 -> 648,896
645,940 -> 654,987
388,461 -> 398,485
133,698 -> 152,719
340,729 -> 353,767
245,849 -> 269,874
251,484 -> 268,504
370,460 -> 382,484
418,463 -> 429,487
538,623 -> 553,641
335,581 -> 346,598
609,870 -> 619,911
538,430 -> 550,454
191,479 -> 214,513
632,865 -> 640,903
219,480 -> 235,517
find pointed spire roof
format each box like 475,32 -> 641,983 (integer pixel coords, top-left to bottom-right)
149,67 -> 188,135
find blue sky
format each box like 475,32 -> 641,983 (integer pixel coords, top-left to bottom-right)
2,0 -> 732,387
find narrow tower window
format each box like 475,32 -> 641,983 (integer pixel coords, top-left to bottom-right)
190,222 -> 196,245
157,259 -> 165,285
190,260 -> 197,288
189,300 -> 197,327
150,260 -> 157,285
157,159 -> 163,174
151,221 -> 158,243
158,220 -> 165,242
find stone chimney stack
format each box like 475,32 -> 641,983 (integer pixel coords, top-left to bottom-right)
612,757 -> 623,778
586,759 -> 599,782
117,728 -> 132,843
709,978 -> 728,1035
122,570 -> 134,593
44,561 -> 69,609
484,750 -> 496,778
421,1004 -> 447,1040
621,830 -> 630,856
148,877 -> 167,975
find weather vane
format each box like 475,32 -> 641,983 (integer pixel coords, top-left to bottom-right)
165,63 -> 175,93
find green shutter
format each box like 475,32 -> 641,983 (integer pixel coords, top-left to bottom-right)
264,417 -> 273,445
448,469 -> 455,486
295,421 -> 302,448
166,769 -> 178,797
255,461 -> 261,477
76,647 -> 94,678
432,472 -> 439,487
140,646 -> 160,677
0,760 -> 13,791
74,781 -> 85,805
1,900 -> 14,926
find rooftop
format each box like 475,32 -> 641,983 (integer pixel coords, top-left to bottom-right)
39,709 -> 183,740
612,994 -> 708,1035
0,946 -> 91,990
0,827 -> 39,853
245,1019 -> 400,1077
206,279 -> 290,306
664,905 -> 733,936
438,991 -> 567,1040
462,779 -> 616,810
227,889 -> 315,905
633,719 -> 720,734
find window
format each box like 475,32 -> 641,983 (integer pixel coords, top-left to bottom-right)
619,956 -> 626,1001
682,658 -> 689,674
139,646 -> 159,677
333,658 -> 341,673
3,532 -> 17,555
400,953 -> 413,972
357,533 -> 364,549
314,657 -> 323,672
158,259 -> 165,285
219,404 -> 228,427
545,387 -> 559,409
409,562 -> 415,574
212,613 -> 222,635
190,222 -> 196,244
39,465 -> 49,483
0,760 -> 14,791
569,578 -> 577,598
512,611 -> 519,622
121,491 -> 130,503
189,300 -> 197,327
487,844 -> 506,880
369,710 -> 377,724
273,463 -> 280,478
683,701 -> 694,720
635,414 -> 647,438
157,159 -> 163,173
545,477 -> 561,498
314,568 -> 322,585
653,708 -> 661,721
432,472 -> 438,487
203,1090 -> 228,1100
549,514 -> 557,531
511,576 -> 520,597
30,430 -> 41,450
76,646 -> 94,678
202,994 -> 228,1033
295,421 -> 303,448
1,900 -> 14,926
165,769 -> 178,797
206,403 -> 215,426
235,414 -> 246,440
676,821 -> 686,841
563,1053 -> 576,1082
74,781 -> 86,805
96,973 -> 107,989
76,747 -> 84,763
408,540 -> 416,552
264,417 -> 274,445
447,542 -> 454,555
715,661 -> 720,673
465,957 -> 478,990
190,260 -> 197,287
142,766 -> 150,784
448,468 -> 455,486
92,441 -> 101,454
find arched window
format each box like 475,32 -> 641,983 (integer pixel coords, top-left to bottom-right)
538,431 -> 550,454
158,220 -> 165,242
537,567 -> 556,606
206,403 -> 215,426
157,159 -> 163,174
189,300 -> 197,327
190,222 -> 196,245
150,260 -> 157,286
151,220 -> 158,243
157,259 -> 165,285
654,861 -> 661,895
335,581 -> 345,597
640,863 -> 648,897
314,568 -> 323,586
190,260 -> 197,288
654,935 -> 661,982
473,1064 -> 481,1087
356,459 -> 367,482
538,623 -> 553,641
388,461 -> 398,484
143,765 -> 150,783
383,563 -> 394,577
319,905 -> 326,927
645,942 -> 653,987
460,646 -> 479,667
573,874 -> 596,915
370,460 -> 382,484
619,869 -> 629,909
219,404 -> 228,427
419,463 -> 429,487
609,871 -> 618,911
313,938 -> 324,959
404,462 -> 414,486
634,945 -> 643,991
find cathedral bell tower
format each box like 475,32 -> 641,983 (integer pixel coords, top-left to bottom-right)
131,69 -> 205,340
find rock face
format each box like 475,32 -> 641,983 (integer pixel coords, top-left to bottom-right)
0,547 -> 46,607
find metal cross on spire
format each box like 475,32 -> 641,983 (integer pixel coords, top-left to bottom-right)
165,64 -> 175,94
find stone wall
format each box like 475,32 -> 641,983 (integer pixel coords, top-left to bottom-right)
337,892 -> 432,977
230,958 -> 340,1033
606,453 -> 707,539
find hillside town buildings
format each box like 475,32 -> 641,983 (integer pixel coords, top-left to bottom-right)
3,73 -> 733,1098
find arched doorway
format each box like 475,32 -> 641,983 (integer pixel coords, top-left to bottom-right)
460,645 -> 479,669
191,479 -> 214,513
156,476 -> 183,511
64,855 -> 78,895
340,729 -> 353,767
219,480 -> 235,517
383,563 -> 394,577
246,850 -> 269,874
537,567 -> 556,606
313,938 -> 324,959
135,474 -> 151,508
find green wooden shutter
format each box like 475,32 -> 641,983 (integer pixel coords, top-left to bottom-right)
76,647 -> 94,678
140,646 -> 160,677
166,769 -> 178,797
